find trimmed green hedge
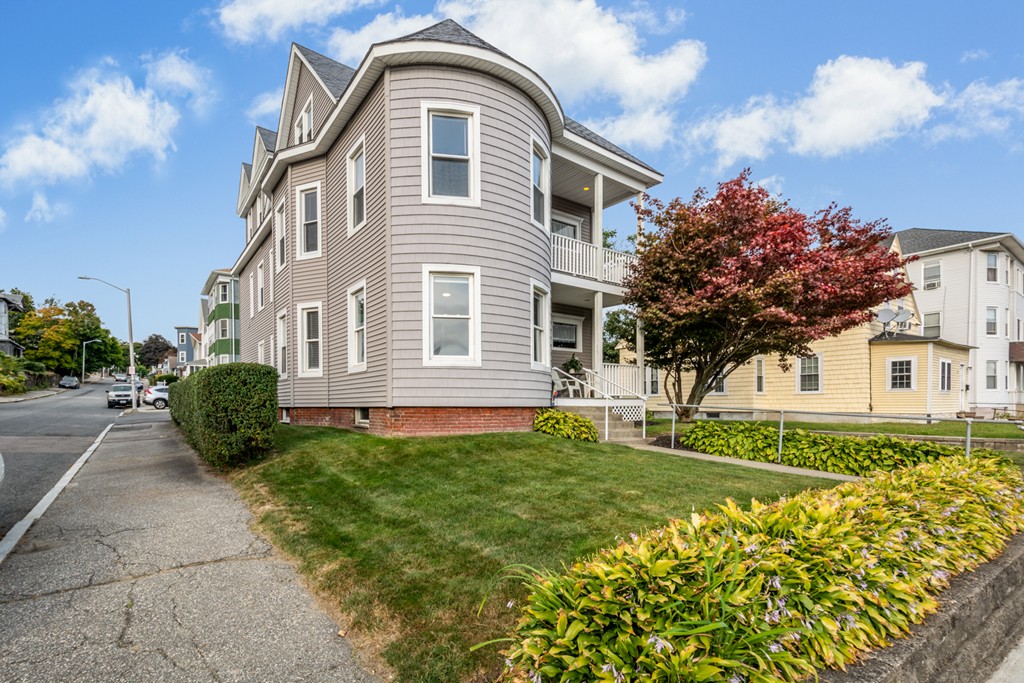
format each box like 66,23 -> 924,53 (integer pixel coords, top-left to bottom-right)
504,455 -> 1024,682
169,363 -> 278,468
678,421 -> 997,476
534,408 -> 599,442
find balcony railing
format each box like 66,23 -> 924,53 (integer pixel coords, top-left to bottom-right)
551,234 -> 638,286
600,363 -> 660,397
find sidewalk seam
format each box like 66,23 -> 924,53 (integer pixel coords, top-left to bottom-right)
0,422 -> 115,565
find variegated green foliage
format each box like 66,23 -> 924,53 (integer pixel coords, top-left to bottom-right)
505,456 -> 1024,682
534,409 -> 599,443
679,421 -> 998,476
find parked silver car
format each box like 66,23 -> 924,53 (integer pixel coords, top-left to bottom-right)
106,383 -> 134,408
143,385 -> 170,409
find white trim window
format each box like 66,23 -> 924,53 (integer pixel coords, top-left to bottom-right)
178,333 -> 187,345
297,302 -> 323,377
421,102 -> 481,206
986,360 -> 998,390
755,357 -> 765,394
530,282 -> 550,370
257,262 -> 265,310
797,355 -> 822,393
354,407 -> 370,427
219,319 -> 229,340
709,373 -> 727,395
348,281 -> 367,373
274,201 -> 287,272
276,309 -> 288,378
887,357 -> 915,391
295,182 -> 322,259
249,273 -> 255,318
986,307 -> 998,336
923,312 -> 940,338
530,139 -> 548,229
940,358 -> 952,392
422,265 -> 481,366
258,340 -> 266,365
922,260 -> 941,290
987,252 -> 999,282
348,137 -> 367,235
219,282 -> 229,303
178,351 -> 186,364
551,313 -> 584,353
551,211 -> 582,240
294,96 -> 313,144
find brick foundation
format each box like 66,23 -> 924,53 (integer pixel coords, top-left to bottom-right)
282,406 -> 537,436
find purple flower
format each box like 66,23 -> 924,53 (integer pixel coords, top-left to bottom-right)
647,634 -> 674,653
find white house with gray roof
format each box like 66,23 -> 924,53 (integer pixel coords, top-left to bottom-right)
231,19 -> 662,435
893,228 -> 1024,415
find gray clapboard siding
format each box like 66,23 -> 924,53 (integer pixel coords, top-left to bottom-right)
291,63 -> 334,145
388,65 -> 552,407
238,237 -> 276,366
288,156 -> 329,406
324,77 -> 390,408
267,174 -> 293,405
552,196 -> 592,243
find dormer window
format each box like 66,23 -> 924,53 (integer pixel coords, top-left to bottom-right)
294,97 -> 313,144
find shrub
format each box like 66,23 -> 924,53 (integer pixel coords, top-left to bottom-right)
678,421 -> 998,476
169,363 -> 278,468
153,373 -> 178,385
534,408 -> 599,442
504,456 -> 1024,682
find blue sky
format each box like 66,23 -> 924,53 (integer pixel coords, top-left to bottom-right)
1,1 -> 1022,342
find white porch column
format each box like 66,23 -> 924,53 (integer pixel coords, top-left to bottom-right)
592,291 -> 604,380
635,191 -> 644,236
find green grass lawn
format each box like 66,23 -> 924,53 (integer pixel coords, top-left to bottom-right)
232,426 -> 834,682
647,416 -> 1024,440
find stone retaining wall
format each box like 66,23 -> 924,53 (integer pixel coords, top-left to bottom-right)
821,532 -> 1024,683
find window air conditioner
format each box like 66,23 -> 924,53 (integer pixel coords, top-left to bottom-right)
923,281 -> 939,290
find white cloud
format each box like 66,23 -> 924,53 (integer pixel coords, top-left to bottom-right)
0,205 -> 6,232
932,79 -> 1024,141
325,0 -> 707,151
0,66 -> 179,187
246,88 -> 284,124
24,191 -> 68,223
689,56 -> 944,169
961,49 -> 989,63
144,50 -> 216,115
756,174 -> 784,196
790,57 -> 942,156
217,0 -> 377,43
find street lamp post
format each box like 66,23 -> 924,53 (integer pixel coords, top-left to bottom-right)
79,276 -> 137,407
82,338 -> 101,383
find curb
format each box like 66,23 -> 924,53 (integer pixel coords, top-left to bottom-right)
0,389 -> 66,404
821,532 -> 1024,683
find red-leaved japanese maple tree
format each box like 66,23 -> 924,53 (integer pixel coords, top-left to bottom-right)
625,170 -> 913,419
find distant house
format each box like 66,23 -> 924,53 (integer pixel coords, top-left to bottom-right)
892,228 -> 1024,416
0,293 -> 25,358
174,325 -> 198,376
231,20 -> 662,435
200,269 -> 240,367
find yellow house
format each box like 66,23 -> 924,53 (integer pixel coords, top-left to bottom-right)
627,293 -> 972,420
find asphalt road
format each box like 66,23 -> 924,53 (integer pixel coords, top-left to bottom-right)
0,380 -> 119,538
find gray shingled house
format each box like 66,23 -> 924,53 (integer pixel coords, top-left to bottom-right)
232,19 -> 662,436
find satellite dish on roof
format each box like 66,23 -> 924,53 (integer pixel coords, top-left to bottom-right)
876,308 -> 897,324
893,309 -> 912,324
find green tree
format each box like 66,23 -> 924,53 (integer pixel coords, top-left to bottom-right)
15,305 -> 78,375
603,308 -> 636,363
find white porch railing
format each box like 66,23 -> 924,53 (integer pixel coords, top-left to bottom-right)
552,366 -> 646,441
551,234 -> 638,285
600,363 -> 659,397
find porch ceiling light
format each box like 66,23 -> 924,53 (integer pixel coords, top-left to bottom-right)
583,186 -> 590,191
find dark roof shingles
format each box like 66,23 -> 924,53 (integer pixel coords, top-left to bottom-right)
256,126 -> 278,151
894,228 -> 1007,254
294,44 -> 356,99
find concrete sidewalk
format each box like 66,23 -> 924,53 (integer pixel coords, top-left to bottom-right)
0,411 -> 378,683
